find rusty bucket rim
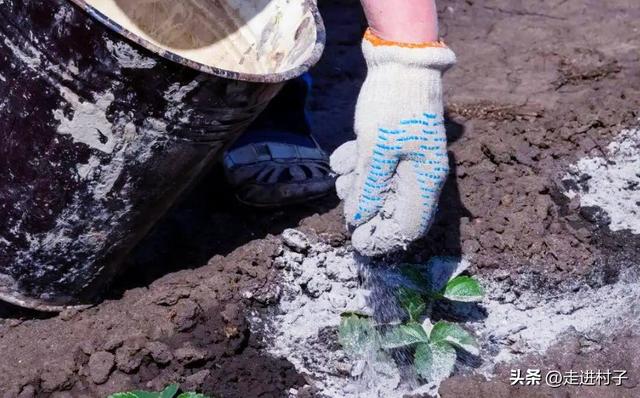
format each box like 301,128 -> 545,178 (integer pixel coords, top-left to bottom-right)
67,0 -> 326,83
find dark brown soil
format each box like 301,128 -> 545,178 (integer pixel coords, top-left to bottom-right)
1,0 -> 640,397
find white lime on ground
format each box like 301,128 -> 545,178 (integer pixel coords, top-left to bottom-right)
472,265 -> 640,376
248,232 -> 435,398
563,127 -> 640,233
249,227 -> 640,397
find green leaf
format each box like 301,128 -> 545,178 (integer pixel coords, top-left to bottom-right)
380,322 -> 429,349
443,276 -> 485,302
108,394 -> 141,398
108,392 -> 161,398
160,385 -> 179,398
430,321 -> 479,356
414,342 -> 456,383
414,343 -> 433,380
396,287 -> 426,321
338,314 -> 377,354
108,385 -> 208,398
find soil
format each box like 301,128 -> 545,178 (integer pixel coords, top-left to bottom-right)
1,0 -> 640,397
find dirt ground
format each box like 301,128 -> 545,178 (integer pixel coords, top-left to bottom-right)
1,0 -> 640,397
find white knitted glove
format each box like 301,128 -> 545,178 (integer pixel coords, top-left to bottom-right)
330,30 -> 456,256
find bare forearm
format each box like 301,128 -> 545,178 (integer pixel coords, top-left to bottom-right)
359,0 -> 438,43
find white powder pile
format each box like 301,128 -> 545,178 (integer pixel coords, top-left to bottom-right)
250,230 -> 428,397
472,267 -> 640,374
252,230 -> 640,396
564,128 -> 640,233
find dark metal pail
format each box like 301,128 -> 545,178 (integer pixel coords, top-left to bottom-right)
0,0 -> 325,310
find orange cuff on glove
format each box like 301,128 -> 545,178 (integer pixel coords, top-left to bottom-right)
364,28 -> 447,49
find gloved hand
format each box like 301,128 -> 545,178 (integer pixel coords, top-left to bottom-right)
330,30 -> 456,256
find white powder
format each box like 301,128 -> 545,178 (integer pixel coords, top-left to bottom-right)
251,234 -> 474,397
163,80 -> 199,120
252,237 -> 640,396
3,37 -> 41,69
564,127 -> 640,233
250,240 -> 414,397
53,88 -> 116,154
105,39 -> 157,69
471,268 -> 640,376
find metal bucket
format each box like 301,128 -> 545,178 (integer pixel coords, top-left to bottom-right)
0,0 -> 325,311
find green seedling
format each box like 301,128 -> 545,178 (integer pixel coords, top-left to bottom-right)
380,320 -> 479,382
108,384 -> 209,398
399,264 -> 485,302
442,276 -> 485,302
338,265 -> 484,385
338,312 -> 378,355
397,287 -> 427,322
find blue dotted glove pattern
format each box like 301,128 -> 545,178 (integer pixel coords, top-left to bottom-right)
354,112 -> 449,230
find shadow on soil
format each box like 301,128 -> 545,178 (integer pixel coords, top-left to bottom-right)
108,166 -> 339,298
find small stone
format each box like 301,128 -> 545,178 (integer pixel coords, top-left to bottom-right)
273,257 -> 287,269
555,302 -> 584,315
78,340 -> 95,355
325,258 -> 357,282
494,269 -> 510,281
351,360 -> 366,377
329,295 -> 348,310
221,303 -> 242,324
174,345 -> 207,366
574,227 -> 591,242
502,291 -> 517,304
296,385 -> 315,398
515,300 -> 537,311
578,336 -> 602,354
509,338 -> 529,354
183,369 -> 210,391
500,194 -> 513,206
297,270 -> 314,286
59,309 -> 79,321
171,299 -> 201,332
305,276 -> 332,298
282,229 -> 310,252
115,336 -> 148,373
103,335 -> 124,352
88,351 -> 115,385
335,361 -> 352,375
549,222 -> 563,234
252,285 -> 282,305
146,341 -> 173,365
152,288 -> 191,306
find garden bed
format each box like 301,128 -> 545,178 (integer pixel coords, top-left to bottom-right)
0,0 -> 639,397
